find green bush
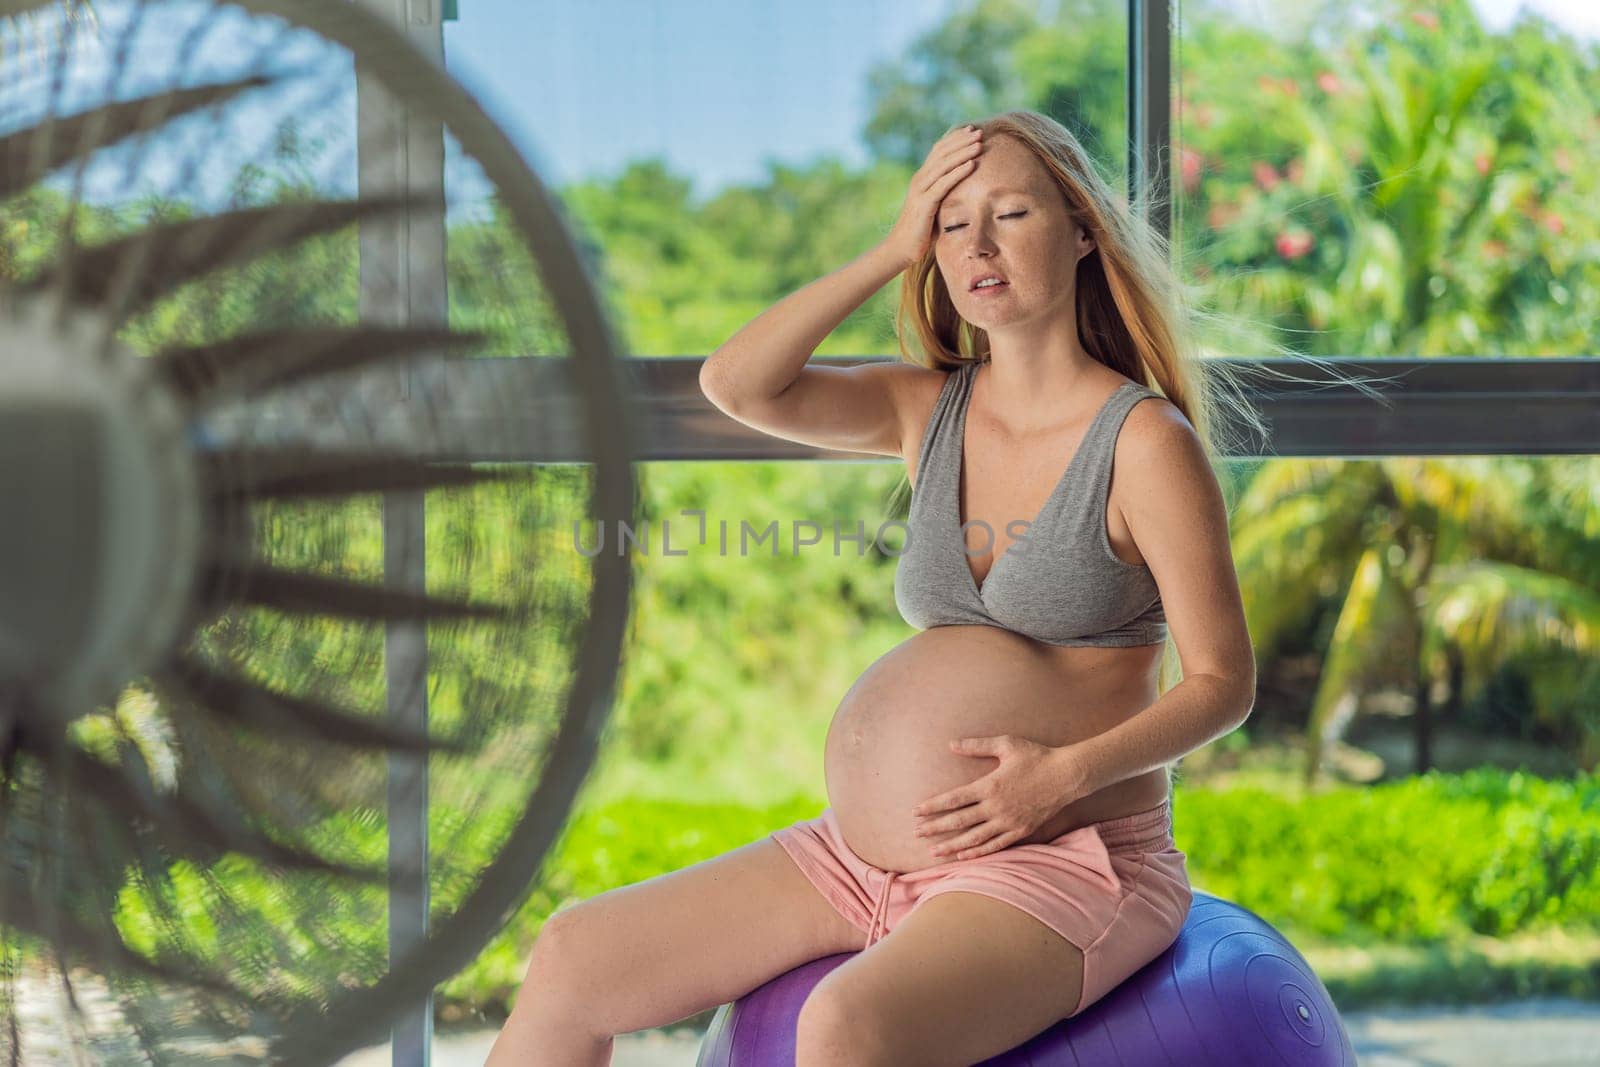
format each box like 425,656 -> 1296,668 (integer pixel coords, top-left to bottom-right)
446,768 -> 1600,1018
98,765 -> 1599,1020
1179,768 -> 1600,942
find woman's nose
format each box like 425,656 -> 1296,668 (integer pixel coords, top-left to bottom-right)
966,220 -> 1002,246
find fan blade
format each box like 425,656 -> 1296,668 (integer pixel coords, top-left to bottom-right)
158,653 -> 473,756
0,691 -> 58,791
47,832 -> 182,1062
61,745 -> 396,886
217,561 -> 511,622
200,446 -> 519,502
158,693 -> 408,863
20,192 -> 440,320
0,76 -> 273,203
155,324 -> 485,403
0,706 -> 20,789
0,878 -> 250,1007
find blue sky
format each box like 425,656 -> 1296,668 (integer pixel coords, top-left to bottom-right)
440,0 -> 960,202
438,0 -> 1600,203
26,0 -> 1600,212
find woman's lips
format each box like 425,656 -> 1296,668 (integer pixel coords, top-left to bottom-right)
971,281 -> 1009,296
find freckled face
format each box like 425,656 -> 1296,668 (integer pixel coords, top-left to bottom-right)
934,135 -> 1091,328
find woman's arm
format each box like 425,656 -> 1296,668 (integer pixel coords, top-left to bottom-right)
699,124 -> 983,457
698,242 -> 920,458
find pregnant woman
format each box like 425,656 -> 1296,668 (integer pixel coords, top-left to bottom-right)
486,109 -> 1257,1067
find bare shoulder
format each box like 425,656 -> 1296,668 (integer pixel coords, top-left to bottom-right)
1121,389 -> 1194,443
1114,389 -> 1224,534
1118,391 -> 1209,483
1115,386 -> 1255,700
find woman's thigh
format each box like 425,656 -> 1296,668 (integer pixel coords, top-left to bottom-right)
518,836 -> 865,1037
796,890 -> 1087,1067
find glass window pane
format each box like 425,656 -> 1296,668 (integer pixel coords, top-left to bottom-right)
444,0 -> 1129,358
1175,0 -> 1600,358
578,451 -> 1600,805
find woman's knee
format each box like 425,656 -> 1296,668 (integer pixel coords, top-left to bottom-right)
513,908 -> 605,1023
794,984 -> 896,1067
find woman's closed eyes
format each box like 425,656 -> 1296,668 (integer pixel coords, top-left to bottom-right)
941,211 -> 1028,234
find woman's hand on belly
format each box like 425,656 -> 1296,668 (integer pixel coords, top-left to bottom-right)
820,625 -> 1159,873
823,714 -> 988,872
823,693 -> 1088,872
908,734 -> 1082,862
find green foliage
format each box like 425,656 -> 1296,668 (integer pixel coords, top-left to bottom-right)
1178,768 -> 1600,942
439,768 -> 1600,1018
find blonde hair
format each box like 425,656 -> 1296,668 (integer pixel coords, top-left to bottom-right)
881,108 -> 1390,704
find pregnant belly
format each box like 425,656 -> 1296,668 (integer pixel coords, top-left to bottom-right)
823,625 -> 1162,873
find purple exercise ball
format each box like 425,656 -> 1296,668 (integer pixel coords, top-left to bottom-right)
696,889 -> 1356,1066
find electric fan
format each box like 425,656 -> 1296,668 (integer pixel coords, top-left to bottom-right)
0,1 -> 635,1062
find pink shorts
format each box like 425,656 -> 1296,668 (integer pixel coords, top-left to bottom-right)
770,798 -> 1192,1018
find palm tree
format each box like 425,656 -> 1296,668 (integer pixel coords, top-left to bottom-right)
1230,455 -> 1600,786
1176,6 -> 1600,783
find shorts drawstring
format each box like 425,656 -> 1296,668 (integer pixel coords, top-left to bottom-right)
796,799 -> 1174,953
865,869 -> 897,948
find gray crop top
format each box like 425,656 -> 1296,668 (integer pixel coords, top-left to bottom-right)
893,359 -> 1169,647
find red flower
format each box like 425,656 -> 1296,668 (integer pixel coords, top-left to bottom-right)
1316,71 -> 1343,95
1410,10 -> 1440,31
1253,160 -> 1281,192
1473,153 -> 1491,176
1542,212 -> 1565,236
1276,231 -> 1315,260
1181,147 -> 1204,192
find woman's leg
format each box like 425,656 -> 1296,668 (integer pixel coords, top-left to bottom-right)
484,835 -> 865,1067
